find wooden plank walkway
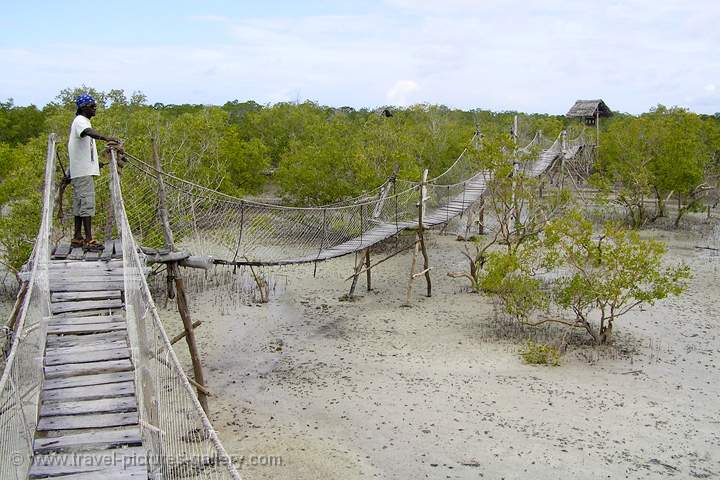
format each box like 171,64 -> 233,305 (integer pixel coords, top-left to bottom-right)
31,244 -> 148,479
52,238 -> 123,261
248,174 -> 490,266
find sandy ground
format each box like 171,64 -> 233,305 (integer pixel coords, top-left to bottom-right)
152,223 -> 720,480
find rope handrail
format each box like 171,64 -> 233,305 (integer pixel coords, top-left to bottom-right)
123,152 -> 421,212
109,151 -> 243,479
115,128 -> 587,266
0,134 -> 55,478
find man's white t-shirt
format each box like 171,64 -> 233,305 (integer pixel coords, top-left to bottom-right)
67,115 -> 100,178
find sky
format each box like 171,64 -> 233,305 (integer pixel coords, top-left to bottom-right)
1,0 -> 719,114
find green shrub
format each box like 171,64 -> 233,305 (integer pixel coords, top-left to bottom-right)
520,340 -> 561,366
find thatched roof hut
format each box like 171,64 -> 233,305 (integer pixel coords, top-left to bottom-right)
566,100 -> 612,125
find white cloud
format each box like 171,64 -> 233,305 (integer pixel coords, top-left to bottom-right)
386,80 -> 419,106
2,1 -> 720,113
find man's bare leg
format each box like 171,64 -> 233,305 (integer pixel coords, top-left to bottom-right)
72,216 -> 84,246
82,216 -> 92,242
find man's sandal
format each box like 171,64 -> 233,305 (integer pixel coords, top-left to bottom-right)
70,238 -> 84,248
84,239 -> 104,252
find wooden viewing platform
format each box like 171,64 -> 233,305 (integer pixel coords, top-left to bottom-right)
29,243 -> 149,479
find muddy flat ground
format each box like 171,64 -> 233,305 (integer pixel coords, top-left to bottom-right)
158,228 -> 720,480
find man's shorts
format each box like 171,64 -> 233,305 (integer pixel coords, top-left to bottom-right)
71,175 -> 96,217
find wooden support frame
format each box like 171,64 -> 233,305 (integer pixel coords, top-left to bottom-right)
170,320 -> 202,345
248,264 -> 269,303
403,169 -> 432,306
153,137 -> 209,414
478,197 -> 485,235
343,251 -> 365,300
343,240 -> 417,282
341,169 -> 399,300
365,249 -> 372,291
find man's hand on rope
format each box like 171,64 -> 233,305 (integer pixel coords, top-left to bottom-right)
102,141 -> 128,168
106,138 -> 125,153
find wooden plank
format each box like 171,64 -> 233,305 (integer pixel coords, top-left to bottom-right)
40,396 -> 137,417
101,239 -> 114,260
47,322 -> 126,335
68,247 -> 85,260
50,265 -> 124,272
31,465 -> 148,480
29,447 -> 146,477
42,381 -> 135,403
51,299 -> 124,314
50,267 -> 124,275
112,238 -> 123,258
43,309 -> 125,322
37,411 -> 139,431
45,330 -> 127,348
47,314 -> 123,326
43,371 -> 135,390
51,308 -> 124,319
44,359 -> 133,379
84,250 -> 101,261
50,259 -> 124,269
50,276 -> 126,284
52,291 -> 122,303
49,280 -> 125,289
33,427 -> 142,453
51,281 -> 125,292
30,465 -> 148,480
45,347 -> 130,366
50,272 -> 126,281
46,340 -> 128,357
52,243 -> 72,260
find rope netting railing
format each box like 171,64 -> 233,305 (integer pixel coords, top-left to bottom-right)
391,132 -> 482,192
108,152 -> 242,479
115,129 -> 587,267
0,134 -> 55,479
119,152 -> 423,265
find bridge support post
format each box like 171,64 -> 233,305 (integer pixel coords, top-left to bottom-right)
344,251 -> 364,300
403,170 -> 432,306
152,137 -> 209,413
365,249 -> 372,291
170,262 -> 210,414
478,197 -> 485,235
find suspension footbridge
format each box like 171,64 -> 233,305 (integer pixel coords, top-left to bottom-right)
1,129 -> 589,479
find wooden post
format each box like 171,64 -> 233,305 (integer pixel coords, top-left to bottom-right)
231,201 -> 245,274
152,137 -> 175,250
365,249 -> 372,291
403,238 -> 419,306
596,109 -> 600,148
104,189 -> 115,242
345,251 -> 364,300
170,320 -> 202,345
170,262 -> 209,413
418,171 -> 432,298
152,137 -> 176,299
3,281 -> 29,344
478,197 -> 485,235
403,169 -> 432,306
152,136 -> 209,413
314,208 -> 327,278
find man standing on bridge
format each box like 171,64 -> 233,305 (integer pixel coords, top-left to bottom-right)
67,93 -> 122,251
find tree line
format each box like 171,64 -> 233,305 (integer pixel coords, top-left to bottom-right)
1,87 -> 719,274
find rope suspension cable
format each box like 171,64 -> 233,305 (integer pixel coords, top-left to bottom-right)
115,130 -> 583,267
